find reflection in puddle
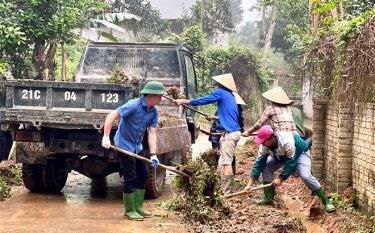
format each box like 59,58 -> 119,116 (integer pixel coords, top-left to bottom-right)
62,172 -> 123,204
283,195 -> 325,233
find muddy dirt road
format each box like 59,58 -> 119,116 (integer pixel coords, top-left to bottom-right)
0,134 -> 214,233
0,171 -> 188,233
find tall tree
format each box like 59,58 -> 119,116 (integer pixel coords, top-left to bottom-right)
263,0 -> 278,55
191,0 -> 234,36
229,0 -> 244,26
0,0 -> 104,79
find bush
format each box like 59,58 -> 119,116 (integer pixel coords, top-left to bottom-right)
0,176 -> 11,201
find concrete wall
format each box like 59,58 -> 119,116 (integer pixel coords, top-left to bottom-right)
312,100 -> 375,213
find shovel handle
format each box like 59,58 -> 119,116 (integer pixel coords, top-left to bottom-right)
224,183 -> 273,198
163,95 -> 209,117
110,145 -> 190,178
199,129 -> 222,136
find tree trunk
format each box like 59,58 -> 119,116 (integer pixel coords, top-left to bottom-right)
61,42 -> 66,81
46,42 -> 57,81
339,0 -> 344,20
32,39 -> 46,80
262,4 -> 266,39
263,1 -> 277,57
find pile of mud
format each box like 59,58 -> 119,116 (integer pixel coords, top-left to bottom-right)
106,64 -> 141,84
165,152 -> 230,223
0,162 -> 22,201
165,86 -> 184,99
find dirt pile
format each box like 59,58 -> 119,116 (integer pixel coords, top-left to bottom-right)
200,149 -> 220,169
280,177 -> 374,233
165,86 -> 185,99
175,142 -> 374,233
0,161 -> 22,201
106,64 -> 141,84
165,157 -> 230,223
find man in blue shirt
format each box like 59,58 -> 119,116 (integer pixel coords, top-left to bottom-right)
174,73 -> 245,195
101,81 -> 165,221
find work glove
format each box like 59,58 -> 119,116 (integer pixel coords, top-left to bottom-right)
101,136 -> 111,149
150,154 -> 160,167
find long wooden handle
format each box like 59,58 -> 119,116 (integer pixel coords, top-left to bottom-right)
163,95 -> 209,117
225,183 -> 273,198
110,145 -> 190,178
199,129 -> 222,136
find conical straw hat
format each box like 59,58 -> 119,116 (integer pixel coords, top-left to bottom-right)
233,92 -> 246,105
262,86 -> 293,105
211,73 -> 238,92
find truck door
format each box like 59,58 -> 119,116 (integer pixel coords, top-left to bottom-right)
181,51 -> 199,142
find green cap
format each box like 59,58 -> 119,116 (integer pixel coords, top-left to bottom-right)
140,81 -> 165,95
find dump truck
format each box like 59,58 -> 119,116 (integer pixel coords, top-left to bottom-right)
0,42 -> 199,198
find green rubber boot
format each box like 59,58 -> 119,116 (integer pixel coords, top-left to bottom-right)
314,187 -> 336,213
135,189 -> 152,217
256,183 -> 275,205
123,192 -> 144,221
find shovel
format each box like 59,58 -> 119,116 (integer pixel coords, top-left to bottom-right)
224,183 -> 273,198
110,145 -> 191,178
199,128 -> 222,136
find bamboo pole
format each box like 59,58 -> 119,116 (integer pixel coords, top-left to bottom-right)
225,183 -> 273,198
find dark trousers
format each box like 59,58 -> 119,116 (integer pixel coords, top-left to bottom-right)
118,151 -> 149,193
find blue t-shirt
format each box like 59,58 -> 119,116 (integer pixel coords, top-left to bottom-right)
114,97 -> 159,153
190,88 -> 241,132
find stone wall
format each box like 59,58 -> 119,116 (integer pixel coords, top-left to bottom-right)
312,100 -> 375,213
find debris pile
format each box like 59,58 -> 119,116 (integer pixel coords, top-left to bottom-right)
106,64 -> 141,84
0,162 -> 22,201
158,111 -> 178,128
165,86 -> 185,99
200,149 -> 220,169
166,157 -> 230,223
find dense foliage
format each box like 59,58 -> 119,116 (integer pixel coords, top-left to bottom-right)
0,0 -> 105,79
168,26 -> 272,95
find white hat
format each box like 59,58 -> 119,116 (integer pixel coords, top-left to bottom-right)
233,92 -> 246,105
262,86 -> 293,105
211,73 -> 238,92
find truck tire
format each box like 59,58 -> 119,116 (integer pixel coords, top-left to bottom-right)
22,164 -> 47,192
0,131 -> 12,162
22,160 -> 68,193
145,166 -> 166,199
44,159 -> 68,193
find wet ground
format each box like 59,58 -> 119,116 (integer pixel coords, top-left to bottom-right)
0,171 -> 188,233
0,134 -> 214,233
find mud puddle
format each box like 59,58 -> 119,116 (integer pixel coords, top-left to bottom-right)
283,195 -> 325,233
0,171 -> 186,233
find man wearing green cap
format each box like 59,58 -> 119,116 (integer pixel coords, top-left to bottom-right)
102,81 -> 165,221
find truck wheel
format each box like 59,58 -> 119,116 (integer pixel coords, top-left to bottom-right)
145,166 -> 166,199
0,131 -> 11,161
22,164 -> 46,192
44,159 -> 68,193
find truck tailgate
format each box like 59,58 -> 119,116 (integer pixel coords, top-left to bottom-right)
2,80 -> 135,129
